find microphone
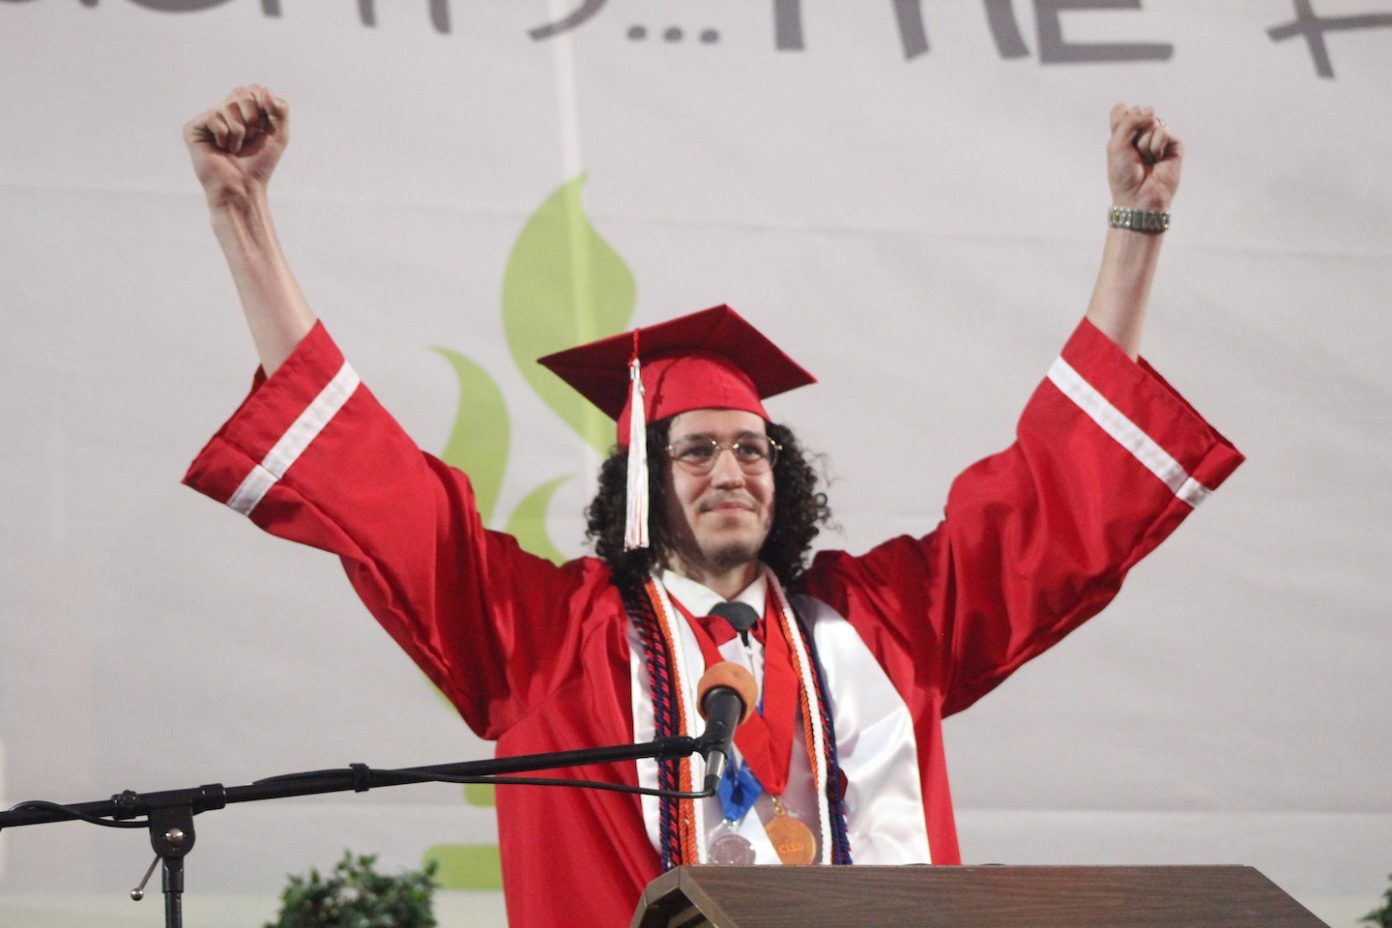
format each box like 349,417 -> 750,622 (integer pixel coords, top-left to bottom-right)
709,601 -> 759,647
695,662 -> 758,793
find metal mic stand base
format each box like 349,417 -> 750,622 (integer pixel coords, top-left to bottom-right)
162,856 -> 184,928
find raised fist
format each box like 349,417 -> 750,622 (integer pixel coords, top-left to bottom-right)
184,85 -> 289,206
1107,103 -> 1182,212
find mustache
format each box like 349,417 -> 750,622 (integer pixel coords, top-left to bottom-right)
699,494 -> 756,512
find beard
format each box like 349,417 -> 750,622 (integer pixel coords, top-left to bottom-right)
661,488 -> 774,584
701,538 -> 764,574
663,524 -> 766,582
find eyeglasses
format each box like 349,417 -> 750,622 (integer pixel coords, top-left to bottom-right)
666,434 -> 782,475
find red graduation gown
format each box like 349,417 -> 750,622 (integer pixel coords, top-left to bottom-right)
184,318 -> 1241,927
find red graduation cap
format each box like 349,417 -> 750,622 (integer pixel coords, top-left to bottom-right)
538,304 -> 816,448
538,304 -> 816,550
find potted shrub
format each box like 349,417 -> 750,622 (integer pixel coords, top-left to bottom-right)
1364,874 -> 1392,928
265,851 -> 438,928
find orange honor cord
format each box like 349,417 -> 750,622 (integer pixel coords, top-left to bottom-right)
768,570 -> 833,859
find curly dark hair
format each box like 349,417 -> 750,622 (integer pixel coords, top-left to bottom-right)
585,418 -> 831,590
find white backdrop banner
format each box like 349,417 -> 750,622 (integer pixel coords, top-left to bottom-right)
2,2 -> 1389,926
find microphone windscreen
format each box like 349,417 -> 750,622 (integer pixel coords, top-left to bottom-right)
696,662 -> 758,724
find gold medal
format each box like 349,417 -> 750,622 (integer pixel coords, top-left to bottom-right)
764,797 -> 817,865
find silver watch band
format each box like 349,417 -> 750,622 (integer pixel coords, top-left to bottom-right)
1109,205 -> 1170,233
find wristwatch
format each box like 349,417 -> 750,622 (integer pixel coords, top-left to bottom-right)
1108,206 -> 1170,233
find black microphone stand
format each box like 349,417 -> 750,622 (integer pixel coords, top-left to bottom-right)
0,733 -> 717,928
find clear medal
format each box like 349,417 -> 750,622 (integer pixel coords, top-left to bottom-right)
707,819 -> 756,866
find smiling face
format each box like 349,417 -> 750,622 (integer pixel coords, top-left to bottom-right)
661,408 -> 776,584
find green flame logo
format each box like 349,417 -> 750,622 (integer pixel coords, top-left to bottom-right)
422,175 -> 635,890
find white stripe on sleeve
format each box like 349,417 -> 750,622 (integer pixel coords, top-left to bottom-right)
227,362 -> 361,516
1046,356 -> 1212,508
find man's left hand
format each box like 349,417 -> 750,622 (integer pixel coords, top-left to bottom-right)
1107,103 -> 1181,211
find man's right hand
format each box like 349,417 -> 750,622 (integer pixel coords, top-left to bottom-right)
183,85 -> 289,207
184,85 -> 313,374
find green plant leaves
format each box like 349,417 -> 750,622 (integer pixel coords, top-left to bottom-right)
265,852 -> 439,928
1363,873 -> 1392,928
502,174 -> 636,454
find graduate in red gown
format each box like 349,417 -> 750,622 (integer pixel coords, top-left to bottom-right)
182,88 -> 1241,928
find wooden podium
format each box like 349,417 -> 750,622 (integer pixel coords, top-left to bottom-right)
631,865 -> 1329,928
